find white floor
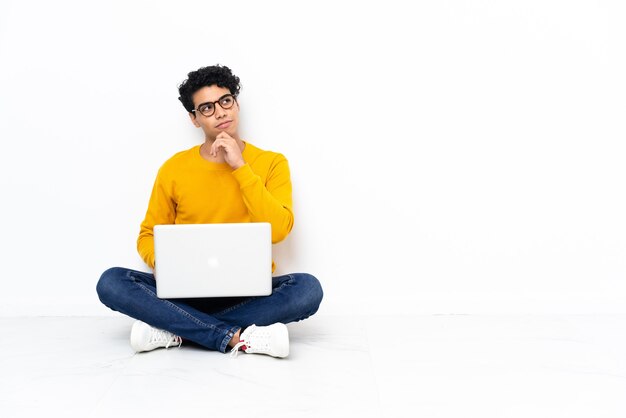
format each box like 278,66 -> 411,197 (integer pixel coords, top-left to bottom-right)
1,314 -> 625,418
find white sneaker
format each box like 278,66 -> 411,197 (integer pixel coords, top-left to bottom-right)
130,320 -> 182,353
230,323 -> 289,358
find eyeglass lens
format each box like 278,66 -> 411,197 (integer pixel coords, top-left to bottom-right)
198,95 -> 235,116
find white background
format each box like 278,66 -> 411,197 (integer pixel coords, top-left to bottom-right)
0,0 -> 624,316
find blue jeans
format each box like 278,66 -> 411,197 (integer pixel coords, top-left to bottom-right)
96,267 -> 323,353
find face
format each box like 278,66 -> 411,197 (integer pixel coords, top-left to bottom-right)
189,85 -> 240,141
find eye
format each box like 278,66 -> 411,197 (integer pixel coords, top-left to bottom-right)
199,103 -> 214,114
221,96 -> 233,106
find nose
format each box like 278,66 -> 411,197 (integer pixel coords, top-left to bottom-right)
214,103 -> 227,119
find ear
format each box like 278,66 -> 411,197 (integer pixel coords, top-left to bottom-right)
189,112 -> 201,128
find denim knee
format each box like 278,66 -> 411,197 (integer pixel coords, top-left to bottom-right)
295,273 -> 323,316
96,267 -> 128,307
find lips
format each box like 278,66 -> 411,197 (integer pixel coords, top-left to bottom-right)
216,120 -> 232,129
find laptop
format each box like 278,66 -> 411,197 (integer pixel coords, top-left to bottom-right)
153,222 -> 272,299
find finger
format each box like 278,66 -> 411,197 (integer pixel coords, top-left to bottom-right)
215,139 -> 232,154
215,143 -> 230,157
210,139 -> 223,156
210,143 -> 218,157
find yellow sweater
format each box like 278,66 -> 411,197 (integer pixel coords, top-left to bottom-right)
137,141 -> 294,272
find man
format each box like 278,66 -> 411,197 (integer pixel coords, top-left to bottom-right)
96,65 -> 323,358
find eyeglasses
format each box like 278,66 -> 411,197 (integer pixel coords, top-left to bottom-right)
192,94 -> 237,117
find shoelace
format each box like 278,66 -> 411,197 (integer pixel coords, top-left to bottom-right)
229,341 -> 246,358
229,325 -> 273,358
230,325 -> 254,358
150,328 -> 182,349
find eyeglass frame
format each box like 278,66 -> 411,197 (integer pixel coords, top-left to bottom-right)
190,93 -> 238,117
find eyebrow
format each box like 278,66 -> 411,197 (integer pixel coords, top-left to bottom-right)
196,93 -> 232,109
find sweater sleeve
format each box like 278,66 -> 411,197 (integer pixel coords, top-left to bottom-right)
231,155 -> 294,243
137,168 -> 176,269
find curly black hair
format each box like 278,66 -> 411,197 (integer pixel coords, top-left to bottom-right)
177,65 -> 241,113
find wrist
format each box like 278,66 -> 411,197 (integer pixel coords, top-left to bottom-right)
232,160 -> 245,170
